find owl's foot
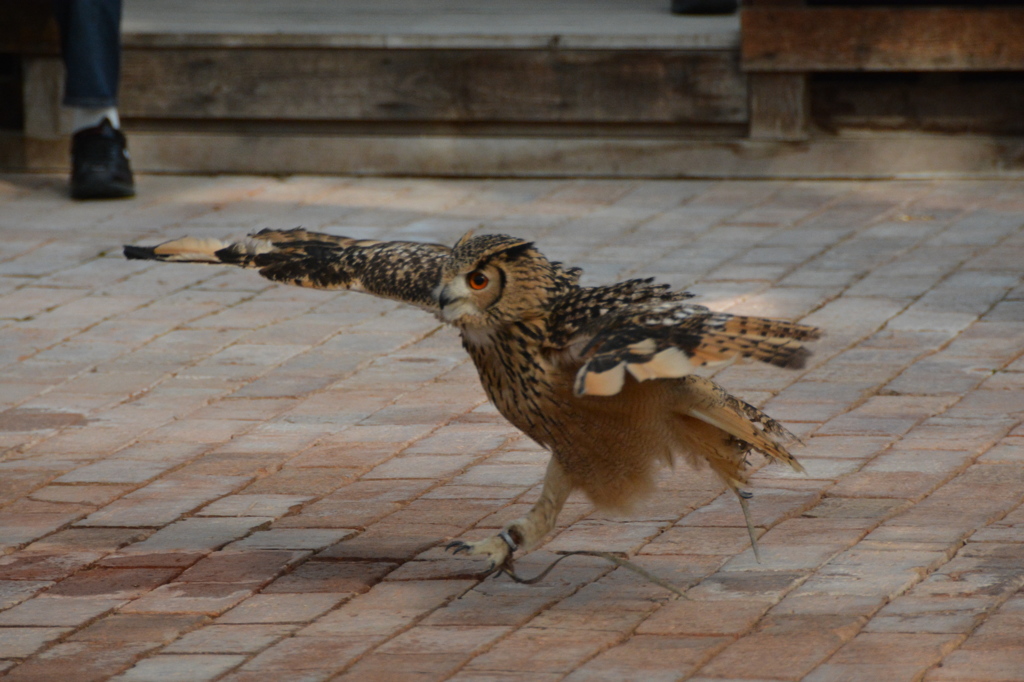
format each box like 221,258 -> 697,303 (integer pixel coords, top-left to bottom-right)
446,529 -> 519,574
446,459 -> 569,579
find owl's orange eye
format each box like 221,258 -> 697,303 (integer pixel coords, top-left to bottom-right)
467,271 -> 489,290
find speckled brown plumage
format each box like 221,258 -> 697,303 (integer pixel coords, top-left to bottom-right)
125,228 -> 821,569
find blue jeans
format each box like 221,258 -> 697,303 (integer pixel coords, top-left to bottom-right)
52,0 -> 123,108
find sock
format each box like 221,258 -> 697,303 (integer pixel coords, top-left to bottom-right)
71,107 -> 121,133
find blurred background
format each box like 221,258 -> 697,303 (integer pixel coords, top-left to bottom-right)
2,0 -> 1022,179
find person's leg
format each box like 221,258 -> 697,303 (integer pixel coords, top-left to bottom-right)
52,0 -> 134,199
53,0 -> 121,109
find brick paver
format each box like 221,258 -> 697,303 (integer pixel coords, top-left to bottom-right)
0,174 -> 1022,680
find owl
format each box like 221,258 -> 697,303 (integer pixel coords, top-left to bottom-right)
125,229 -> 819,571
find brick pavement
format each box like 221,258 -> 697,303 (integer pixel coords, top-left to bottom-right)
0,174 -> 1022,681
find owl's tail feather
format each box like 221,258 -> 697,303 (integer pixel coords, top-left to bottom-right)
673,375 -> 804,561
682,377 -> 804,477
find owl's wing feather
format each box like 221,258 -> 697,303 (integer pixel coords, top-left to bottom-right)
124,228 -> 450,312
544,279 -> 693,346
546,286 -> 821,397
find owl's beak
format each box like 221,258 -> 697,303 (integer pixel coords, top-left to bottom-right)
436,283 -> 464,322
438,287 -> 456,310
436,280 -> 478,324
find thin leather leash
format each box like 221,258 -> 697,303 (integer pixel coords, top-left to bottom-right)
496,549 -> 688,598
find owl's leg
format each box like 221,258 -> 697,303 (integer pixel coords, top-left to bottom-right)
447,457 -> 572,571
734,488 -> 762,563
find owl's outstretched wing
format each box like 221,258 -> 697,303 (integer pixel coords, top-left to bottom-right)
124,228 -> 450,312
545,282 -> 821,397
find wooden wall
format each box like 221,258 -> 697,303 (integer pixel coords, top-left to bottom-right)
120,48 -> 747,126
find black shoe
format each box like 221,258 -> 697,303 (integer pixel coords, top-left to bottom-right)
70,119 -> 135,200
671,0 -> 738,14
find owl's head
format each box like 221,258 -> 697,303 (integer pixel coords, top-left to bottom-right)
435,233 -> 562,330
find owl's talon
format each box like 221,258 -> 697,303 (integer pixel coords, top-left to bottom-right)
445,540 -> 472,555
444,532 -> 516,571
